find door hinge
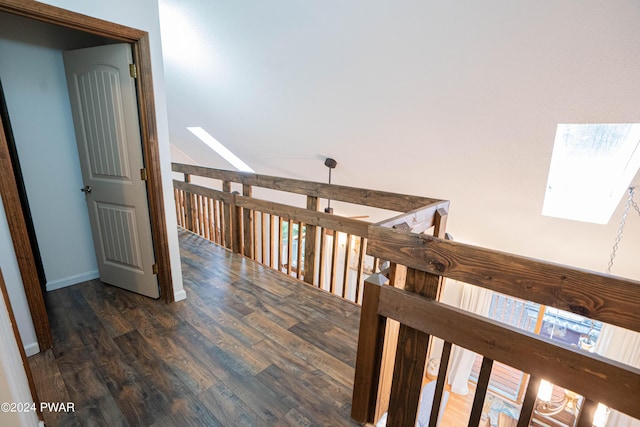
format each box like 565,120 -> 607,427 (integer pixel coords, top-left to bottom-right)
129,63 -> 137,79
140,168 -> 148,181
152,263 -> 158,275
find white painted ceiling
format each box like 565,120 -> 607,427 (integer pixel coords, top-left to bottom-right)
158,0 -> 640,280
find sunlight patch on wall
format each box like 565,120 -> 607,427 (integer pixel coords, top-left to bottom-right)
158,1 -> 215,72
187,127 -> 255,173
542,123 -> 640,224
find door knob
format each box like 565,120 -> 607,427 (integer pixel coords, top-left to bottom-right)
80,185 -> 92,194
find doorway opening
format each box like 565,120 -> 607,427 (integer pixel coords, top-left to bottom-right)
0,1 -> 174,354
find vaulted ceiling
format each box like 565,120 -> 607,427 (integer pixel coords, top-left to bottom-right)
159,0 -> 640,280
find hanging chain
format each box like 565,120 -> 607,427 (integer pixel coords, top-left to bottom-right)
606,187 -> 636,274
632,188 -> 640,216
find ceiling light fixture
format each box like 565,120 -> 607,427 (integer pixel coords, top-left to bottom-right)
324,157 -> 337,214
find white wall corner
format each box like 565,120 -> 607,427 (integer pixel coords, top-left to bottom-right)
0,295 -> 39,427
23,342 -> 40,358
173,288 -> 187,302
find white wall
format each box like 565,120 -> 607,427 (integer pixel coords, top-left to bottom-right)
0,29 -> 99,292
0,275 -> 39,427
160,0 -> 640,281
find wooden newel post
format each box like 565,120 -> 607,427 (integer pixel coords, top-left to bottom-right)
351,273 -> 389,424
303,195 -> 319,285
184,173 -> 193,231
231,191 -> 242,254
242,184 -> 253,257
222,181 -> 233,250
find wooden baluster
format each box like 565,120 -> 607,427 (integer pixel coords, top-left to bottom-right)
278,217 -> 283,271
174,187 -> 181,227
205,197 -> 211,240
468,357 -> 494,427
329,231 -> 339,294
231,190 -> 242,254
428,341 -> 452,427
286,219 -> 293,275
261,212 -> 267,265
318,228 -> 327,290
207,197 -> 214,242
355,237 -> 367,304
193,194 -> 199,235
184,173 -> 193,231
213,200 -> 223,245
252,210 -> 259,261
386,268 -> 440,427
197,194 -> 204,236
179,189 -> 186,227
342,234 -> 352,299
222,181 -> 232,249
303,196 -> 319,285
351,274 -> 389,424
296,222 -> 303,278
576,399 -> 599,427
242,184 -> 253,258
192,192 -> 199,234
517,376 -> 540,427
269,214 -> 275,268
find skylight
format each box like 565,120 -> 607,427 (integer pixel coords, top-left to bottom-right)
542,123 -> 640,224
187,127 -> 255,173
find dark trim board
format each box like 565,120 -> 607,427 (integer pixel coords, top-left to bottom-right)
0,0 -> 175,353
0,78 -> 47,292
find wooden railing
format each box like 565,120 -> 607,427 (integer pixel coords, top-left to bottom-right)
172,162 -> 450,304
172,162 -> 639,427
352,226 -> 640,427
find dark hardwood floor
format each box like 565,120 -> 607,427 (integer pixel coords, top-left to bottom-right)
29,228 -> 362,426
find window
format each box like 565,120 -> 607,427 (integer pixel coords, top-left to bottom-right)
543,123 -> 640,224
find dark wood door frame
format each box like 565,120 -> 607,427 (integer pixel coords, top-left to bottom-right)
0,0 -> 175,351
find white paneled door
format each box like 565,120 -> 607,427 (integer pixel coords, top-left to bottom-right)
63,44 -> 159,298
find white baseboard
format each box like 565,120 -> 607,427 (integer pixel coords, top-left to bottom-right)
46,270 -> 99,292
23,342 -> 40,357
173,289 -> 187,302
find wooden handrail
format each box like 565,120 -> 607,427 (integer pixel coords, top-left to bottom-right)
172,163 -> 449,307
172,162 -> 445,211
367,226 -> 640,332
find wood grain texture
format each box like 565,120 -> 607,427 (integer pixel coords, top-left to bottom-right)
377,284 -> 640,419
0,116 -> 52,349
368,226 -> 640,332
351,279 -> 387,423
429,340 -> 452,427
29,229 -> 360,426
517,376 -> 540,427
173,162 -> 445,212
237,194 -> 370,237
468,357 -> 493,427
386,268 -> 441,427
303,196 -> 319,285
132,34 -> 174,303
0,0 -> 144,40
